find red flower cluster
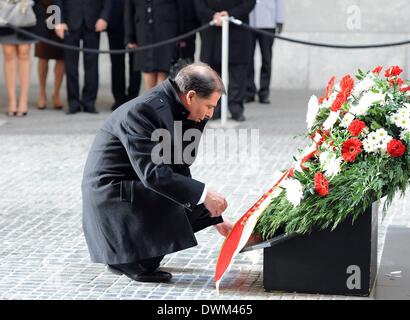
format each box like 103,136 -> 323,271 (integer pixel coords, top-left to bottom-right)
342,138 -> 362,162
385,66 -> 403,78
319,76 -> 336,104
372,66 -> 383,74
389,78 -> 404,87
330,75 -> 354,112
314,172 -> 329,197
387,139 -> 406,158
348,119 -> 366,137
400,86 -> 410,93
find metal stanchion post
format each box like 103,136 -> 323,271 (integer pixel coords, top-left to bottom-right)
221,16 -> 229,127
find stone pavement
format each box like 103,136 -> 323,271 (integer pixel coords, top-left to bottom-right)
0,88 -> 409,300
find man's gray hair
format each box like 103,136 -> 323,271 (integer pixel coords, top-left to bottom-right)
174,63 -> 226,98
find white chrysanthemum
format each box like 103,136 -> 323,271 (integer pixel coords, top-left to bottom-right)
363,128 -> 393,153
323,111 -> 340,130
352,77 -> 375,96
324,156 -> 342,178
350,92 -> 385,116
321,91 -> 337,109
340,113 -> 355,128
306,95 -> 319,129
319,151 -> 342,178
282,178 -> 304,207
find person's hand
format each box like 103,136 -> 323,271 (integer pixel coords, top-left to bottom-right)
214,219 -> 234,237
95,19 -> 108,32
55,23 -> 68,39
213,11 -> 229,27
178,41 -> 187,48
204,189 -> 228,217
127,43 -> 138,49
276,23 -> 284,34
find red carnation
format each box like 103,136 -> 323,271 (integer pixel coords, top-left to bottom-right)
342,138 -> 363,162
314,172 -> 329,197
400,86 -> 410,93
348,119 -> 366,137
387,139 -> 406,158
390,78 -> 404,87
325,76 -> 336,99
385,66 -> 403,78
372,66 -> 383,74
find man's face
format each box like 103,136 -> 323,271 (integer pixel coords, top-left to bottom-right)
184,91 -> 221,122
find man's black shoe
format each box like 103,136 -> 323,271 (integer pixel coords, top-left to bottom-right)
259,97 -> 271,104
231,114 -> 246,122
66,109 -> 80,115
244,96 -> 255,103
107,264 -> 172,283
84,108 -> 99,114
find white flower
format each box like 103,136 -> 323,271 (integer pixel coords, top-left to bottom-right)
350,92 -> 385,116
323,111 -> 340,130
340,113 -> 355,128
324,156 -> 342,178
321,91 -> 337,109
282,178 -> 304,207
306,95 -> 320,129
363,128 -> 393,153
352,77 -> 375,96
319,151 -> 342,178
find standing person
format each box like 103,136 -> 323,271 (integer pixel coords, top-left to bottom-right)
124,0 -> 179,91
0,0 -> 43,117
35,0 -> 65,110
245,0 -> 285,104
107,0 -> 141,111
82,63 -> 233,282
194,0 -> 256,122
54,0 -> 111,114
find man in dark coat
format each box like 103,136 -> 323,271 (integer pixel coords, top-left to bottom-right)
82,63 -> 233,283
194,0 -> 256,122
107,0 -> 141,111
53,0 -> 111,114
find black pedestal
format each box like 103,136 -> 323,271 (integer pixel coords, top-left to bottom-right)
242,202 -> 378,296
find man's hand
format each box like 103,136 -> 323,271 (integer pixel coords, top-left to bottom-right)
55,23 -> 68,39
276,23 -> 284,34
127,43 -> 138,49
213,11 -> 229,27
95,19 -> 108,32
204,189 -> 228,217
214,219 -> 234,237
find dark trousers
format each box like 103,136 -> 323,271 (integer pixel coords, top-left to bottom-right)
64,26 -> 100,112
107,29 -> 141,109
116,204 -> 223,270
246,28 -> 275,100
213,63 -> 248,118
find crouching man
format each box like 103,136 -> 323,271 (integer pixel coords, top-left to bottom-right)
81,63 -> 233,282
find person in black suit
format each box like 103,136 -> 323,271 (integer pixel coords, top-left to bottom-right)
124,0 -> 179,91
54,0 -> 111,114
107,0 -> 141,111
82,64 -> 233,282
194,0 -> 256,122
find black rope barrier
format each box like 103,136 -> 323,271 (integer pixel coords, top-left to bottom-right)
5,18 -> 410,54
237,21 -> 410,49
6,22 -> 213,54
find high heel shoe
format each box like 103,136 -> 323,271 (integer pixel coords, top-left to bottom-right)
16,111 -> 28,117
6,111 -> 17,117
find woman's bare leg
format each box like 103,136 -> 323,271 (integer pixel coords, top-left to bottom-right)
143,72 -> 158,91
157,72 -> 168,85
53,59 -> 65,108
37,58 -> 48,108
2,44 -> 18,114
17,44 -> 32,115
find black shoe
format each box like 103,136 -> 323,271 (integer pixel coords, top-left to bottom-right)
83,108 -> 99,114
107,264 -> 172,283
244,96 -> 255,103
231,114 -> 246,122
259,97 -> 271,104
66,109 -> 80,115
